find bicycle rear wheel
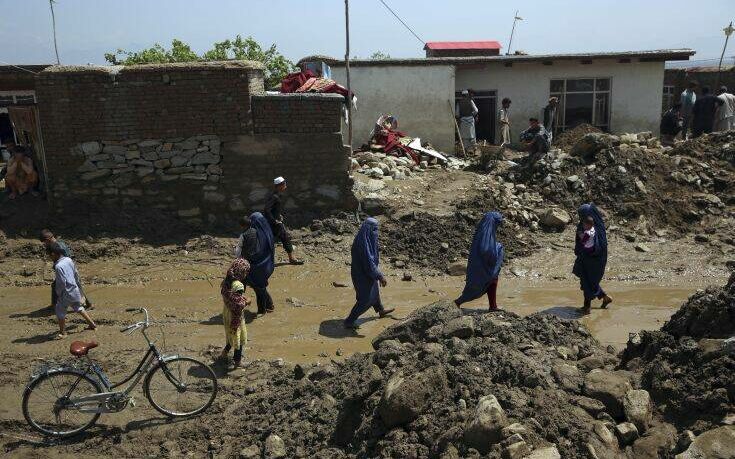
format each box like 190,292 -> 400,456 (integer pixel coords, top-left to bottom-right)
144,357 -> 217,417
23,369 -> 102,437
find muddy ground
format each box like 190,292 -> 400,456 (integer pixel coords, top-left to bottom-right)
0,129 -> 733,457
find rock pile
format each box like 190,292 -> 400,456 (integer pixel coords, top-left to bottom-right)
622,272 -> 735,439
352,151 -> 468,181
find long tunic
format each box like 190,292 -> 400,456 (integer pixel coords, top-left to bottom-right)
572,204 -> 608,299
351,218 -> 383,309
246,212 -> 275,289
456,212 -> 505,305
54,256 -> 83,308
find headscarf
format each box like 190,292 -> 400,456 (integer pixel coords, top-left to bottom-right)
221,259 -> 250,331
246,212 -> 275,288
352,218 -> 381,280
457,212 -> 505,303
575,203 -> 607,257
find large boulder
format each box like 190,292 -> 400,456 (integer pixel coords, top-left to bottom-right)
524,446 -> 561,459
463,394 -> 508,452
571,133 -> 612,161
443,316 -> 475,339
264,434 -> 286,459
372,301 -> 462,348
539,208 -> 571,230
631,423 -> 677,459
675,426 -> 735,459
623,389 -> 653,433
379,367 -> 448,428
583,369 -> 632,418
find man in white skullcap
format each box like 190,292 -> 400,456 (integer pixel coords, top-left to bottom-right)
264,176 -> 303,265
455,89 -> 479,148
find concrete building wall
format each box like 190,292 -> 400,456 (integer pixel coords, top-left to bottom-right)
456,59 -> 665,138
35,62 -> 353,228
332,65 -> 456,152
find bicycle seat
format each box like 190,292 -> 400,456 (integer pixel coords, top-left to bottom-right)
70,340 -> 98,357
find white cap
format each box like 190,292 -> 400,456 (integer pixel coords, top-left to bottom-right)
461,90 -> 469,96
274,176 -> 285,185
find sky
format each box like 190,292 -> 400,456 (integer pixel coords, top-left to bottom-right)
2,0 -> 734,67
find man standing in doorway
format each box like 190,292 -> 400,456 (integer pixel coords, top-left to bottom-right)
680,82 -> 697,139
456,90 -> 479,148
543,97 -> 559,144
264,177 -> 303,265
715,86 -> 735,132
498,98 -> 512,146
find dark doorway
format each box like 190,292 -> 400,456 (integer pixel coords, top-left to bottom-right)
455,90 -> 497,144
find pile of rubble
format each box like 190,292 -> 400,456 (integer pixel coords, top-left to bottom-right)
351,151 -> 467,181
622,272 -> 735,441
497,129 -> 734,244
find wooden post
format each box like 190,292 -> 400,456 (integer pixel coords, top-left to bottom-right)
449,100 -> 466,157
345,0 -> 353,153
716,22 -> 734,89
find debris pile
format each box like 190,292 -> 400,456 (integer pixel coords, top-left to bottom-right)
622,272 -> 735,436
380,211 -> 538,273
502,130 -> 735,242
553,124 -> 603,151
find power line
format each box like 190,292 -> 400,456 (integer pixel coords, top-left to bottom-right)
377,0 -> 425,45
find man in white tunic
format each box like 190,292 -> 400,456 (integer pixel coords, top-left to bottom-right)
456,90 -> 479,148
715,86 -> 735,131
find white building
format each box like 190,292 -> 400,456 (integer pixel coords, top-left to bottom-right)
325,49 -> 694,152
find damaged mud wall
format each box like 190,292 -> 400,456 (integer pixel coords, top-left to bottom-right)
35,62 -> 353,229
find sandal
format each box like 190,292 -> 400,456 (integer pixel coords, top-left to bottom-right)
55,333 -> 67,340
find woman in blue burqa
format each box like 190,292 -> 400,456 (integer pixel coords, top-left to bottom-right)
344,218 -> 395,329
247,212 -> 276,315
573,203 -> 613,314
454,212 -> 504,310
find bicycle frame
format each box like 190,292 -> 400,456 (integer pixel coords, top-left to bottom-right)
53,310 -> 183,414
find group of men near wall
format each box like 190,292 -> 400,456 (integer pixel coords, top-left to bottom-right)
660,83 -> 735,145
456,89 -> 557,158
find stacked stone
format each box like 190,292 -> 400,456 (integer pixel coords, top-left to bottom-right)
72,135 -> 222,186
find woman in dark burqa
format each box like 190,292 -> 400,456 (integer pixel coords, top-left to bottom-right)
247,212 -> 276,315
573,203 -> 613,314
344,218 -> 395,329
455,212 -> 505,310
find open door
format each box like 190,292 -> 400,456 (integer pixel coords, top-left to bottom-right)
455,90 -> 497,144
8,106 -> 51,203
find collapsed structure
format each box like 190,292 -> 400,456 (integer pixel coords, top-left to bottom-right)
11,61 -> 356,227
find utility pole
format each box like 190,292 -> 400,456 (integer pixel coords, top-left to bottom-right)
716,21 -> 734,89
49,0 -> 60,65
345,0 -> 353,153
506,11 -> 523,55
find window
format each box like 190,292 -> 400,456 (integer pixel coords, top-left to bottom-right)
662,85 -> 675,112
549,78 -> 611,132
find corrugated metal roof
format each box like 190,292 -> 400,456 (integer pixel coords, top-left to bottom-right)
321,49 -> 695,67
424,41 -> 502,50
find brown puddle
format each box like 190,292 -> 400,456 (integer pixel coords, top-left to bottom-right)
0,260 -> 709,365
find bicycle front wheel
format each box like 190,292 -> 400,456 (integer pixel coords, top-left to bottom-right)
23,369 -> 102,437
144,357 -> 217,417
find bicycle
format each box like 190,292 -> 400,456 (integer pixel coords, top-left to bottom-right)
22,307 -> 218,438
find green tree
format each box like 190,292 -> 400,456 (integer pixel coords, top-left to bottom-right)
369,50 -> 391,59
105,36 -> 295,88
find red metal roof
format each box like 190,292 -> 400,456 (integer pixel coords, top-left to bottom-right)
424,41 -> 502,50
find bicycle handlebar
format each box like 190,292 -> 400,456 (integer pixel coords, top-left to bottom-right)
121,308 -> 151,334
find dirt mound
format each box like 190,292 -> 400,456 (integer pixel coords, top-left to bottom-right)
381,211 -> 537,272
668,130 -> 735,165
554,124 -> 602,151
622,273 -> 735,433
9,302 -> 672,459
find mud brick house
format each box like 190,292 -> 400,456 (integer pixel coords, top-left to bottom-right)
327,47 -> 695,151
663,65 -> 735,111
0,65 -> 50,145
32,61 -> 353,226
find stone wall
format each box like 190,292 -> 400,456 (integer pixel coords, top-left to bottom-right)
35,62 -> 355,229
